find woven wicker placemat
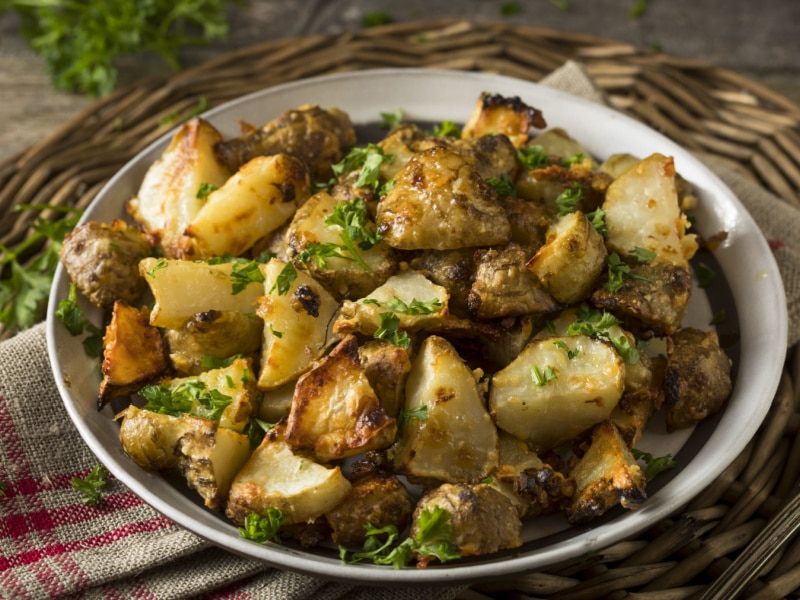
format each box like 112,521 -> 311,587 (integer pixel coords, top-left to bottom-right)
3,19 -> 800,599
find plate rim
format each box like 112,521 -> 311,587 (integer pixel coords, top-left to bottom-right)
46,67 -> 788,584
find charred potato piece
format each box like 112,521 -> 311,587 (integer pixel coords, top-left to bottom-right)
116,406 -> 251,510
128,118 -> 231,257
392,335 -> 498,485
358,339 -> 412,419
334,269 -> 449,338
491,432 -> 575,519
140,258 -> 266,330
526,211 -> 607,305
468,243 -> 560,320
214,104 -> 356,181
489,335 -> 625,452
461,92 -> 546,149
567,420 -> 647,524
376,145 -> 511,250
226,423 -> 352,526
611,353 -> 665,448
286,335 -> 397,462
663,328 -> 732,430
325,459 -> 415,547
255,259 -> 339,391
412,249 -> 476,318
418,134 -> 519,182
60,219 -> 151,309
412,483 -> 522,563
591,260 -> 693,337
99,300 -> 167,406
376,123 -> 427,180
285,192 -> 396,300
181,154 -> 311,260
602,153 -> 698,267
163,310 -> 263,376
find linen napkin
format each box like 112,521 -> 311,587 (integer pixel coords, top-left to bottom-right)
1,60 -> 799,600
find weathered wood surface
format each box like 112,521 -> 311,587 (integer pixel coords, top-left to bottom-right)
1,0 -> 798,164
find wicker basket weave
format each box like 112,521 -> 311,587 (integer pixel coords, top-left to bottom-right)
3,19 -> 800,599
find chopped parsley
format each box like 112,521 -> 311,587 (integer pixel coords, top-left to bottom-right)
566,304 -> 640,364
55,283 -> 104,358
604,252 -> 652,293
555,184 -> 583,216
531,364 -> 557,386
200,354 -> 243,369
380,108 -> 404,129
384,296 -> 443,315
239,509 -> 285,544
587,207 -> 607,236
140,380 -> 232,421
230,260 -> 265,295
553,340 -> 579,359
710,309 -> 727,326
374,312 -> 410,349
517,145 -> 551,170
146,257 -> 167,278
486,173 -> 516,197
428,120 -> 461,138
632,448 -> 676,480
270,262 -> 298,296
331,145 -> 394,192
70,464 -> 109,506
196,182 -> 218,200
399,405 -> 428,425
339,506 -> 459,568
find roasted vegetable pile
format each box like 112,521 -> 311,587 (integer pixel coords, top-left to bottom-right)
57,93 -> 733,568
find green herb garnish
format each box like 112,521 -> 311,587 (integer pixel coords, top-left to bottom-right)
55,283 -> 104,358
70,464 -> 110,506
374,312 -> 410,349
270,262 -> 298,296
554,184 -> 583,216
239,509 -> 285,544
632,448 -> 677,480
196,182 -> 218,200
531,364 -> 557,386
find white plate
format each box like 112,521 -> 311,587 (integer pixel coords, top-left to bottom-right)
46,68 -> 787,585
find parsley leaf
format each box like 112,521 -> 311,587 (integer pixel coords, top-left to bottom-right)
604,252 -> 652,293
553,340 -> 579,359
374,312 -> 410,349
383,296 -> 443,315
55,283 -> 104,358
428,121 -> 461,138
587,207 -> 607,236
196,182 -> 218,200
230,260 -> 265,295
239,509 -> 285,544
567,304 -> 640,364
140,380 -> 232,420
555,184 -> 583,216
332,145 -> 394,193
270,262 -> 298,295
200,354 -> 243,369
486,173 -> 516,197
8,1 -> 241,97
518,145 -> 551,170
380,108 -> 404,129
399,405 -> 428,425
70,464 -> 110,506
632,448 -> 677,480
531,364 -> 557,386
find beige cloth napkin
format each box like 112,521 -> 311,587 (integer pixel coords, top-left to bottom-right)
1,61 -> 798,600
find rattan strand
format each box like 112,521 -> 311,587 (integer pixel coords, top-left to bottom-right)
2,19 -> 799,599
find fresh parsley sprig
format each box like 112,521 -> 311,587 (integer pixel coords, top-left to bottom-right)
632,448 -> 677,480
374,312 -> 410,349
55,283 -> 104,358
340,506 -> 459,569
567,304 -> 640,364
70,464 -> 110,506
239,509 -> 285,544
0,204 -> 82,334
140,380 -> 232,420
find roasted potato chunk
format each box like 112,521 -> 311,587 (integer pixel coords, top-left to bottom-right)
60,220 -> 151,309
334,269 -> 449,338
182,154 -> 311,259
98,300 -> 167,406
468,243 -> 560,319
490,334 -> 625,451
591,260 -> 693,337
128,118 -> 231,257
226,423 -> 352,526
566,420 -> 647,524
214,104 -> 356,181
255,259 -> 339,390
358,339 -> 412,419
663,328 -> 732,430
285,192 -> 396,299
163,310 -> 263,376
140,258 -> 266,330
602,153 -> 698,267
412,483 -> 522,563
461,92 -> 546,149
527,211 -> 607,305
392,335 -> 498,485
117,406 -> 251,510
325,457 -> 415,547
376,145 -> 511,250
286,335 -> 397,462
